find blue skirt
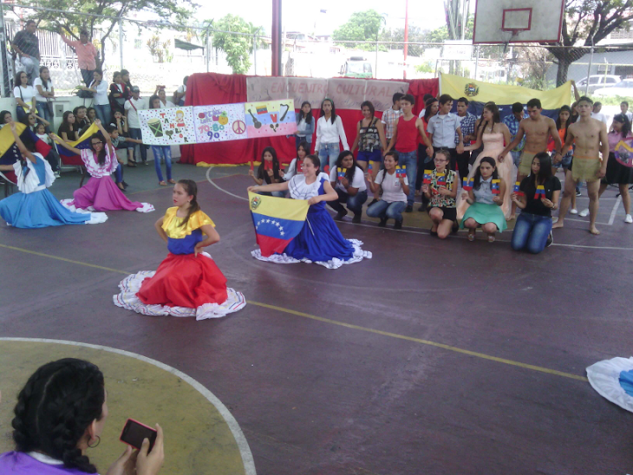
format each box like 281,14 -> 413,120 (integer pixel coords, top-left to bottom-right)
284,205 -> 356,262
0,189 -> 91,228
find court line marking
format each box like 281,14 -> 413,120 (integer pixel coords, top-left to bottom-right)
205,172 -> 633,251
0,244 -> 588,383
128,174 -> 239,196
608,196 -> 622,226
0,337 -> 257,475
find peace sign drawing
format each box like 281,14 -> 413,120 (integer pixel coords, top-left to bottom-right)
232,120 -> 246,135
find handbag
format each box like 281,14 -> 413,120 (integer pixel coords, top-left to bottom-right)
77,89 -> 94,99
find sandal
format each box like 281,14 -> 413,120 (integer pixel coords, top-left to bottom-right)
159,181 -> 167,186
168,179 -> 176,184
468,231 -> 475,242
488,235 -> 496,243
127,162 -> 137,168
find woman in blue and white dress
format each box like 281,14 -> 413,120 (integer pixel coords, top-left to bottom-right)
248,154 -> 371,269
0,122 -> 107,228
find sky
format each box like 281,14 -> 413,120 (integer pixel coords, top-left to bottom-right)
197,0 -> 469,36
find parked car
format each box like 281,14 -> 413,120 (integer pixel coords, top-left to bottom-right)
593,79 -> 633,98
576,75 -> 621,94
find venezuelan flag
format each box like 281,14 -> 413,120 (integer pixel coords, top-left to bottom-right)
0,123 -> 51,166
491,179 -> 500,195
368,161 -> 373,173
56,123 -> 100,159
337,167 -> 346,180
423,170 -> 432,184
534,185 -> 546,200
462,177 -> 474,191
249,192 -> 309,257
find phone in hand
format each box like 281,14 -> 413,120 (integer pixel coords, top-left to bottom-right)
120,418 -> 157,452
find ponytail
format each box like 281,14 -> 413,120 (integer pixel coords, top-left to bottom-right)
176,179 -> 201,227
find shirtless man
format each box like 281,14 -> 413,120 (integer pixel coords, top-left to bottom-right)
499,98 -> 562,217
553,96 -> 609,235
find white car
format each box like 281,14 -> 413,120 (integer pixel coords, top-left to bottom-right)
577,75 -> 621,94
593,79 -> 633,98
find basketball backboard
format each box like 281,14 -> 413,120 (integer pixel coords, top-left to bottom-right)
472,0 -> 565,44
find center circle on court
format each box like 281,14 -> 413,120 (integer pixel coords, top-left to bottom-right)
0,338 -> 255,475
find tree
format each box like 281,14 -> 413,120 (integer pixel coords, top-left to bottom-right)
11,0 -> 196,69
548,0 -> 633,86
333,10 -> 384,50
146,35 -> 172,63
211,14 -> 257,75
380,26 -> 426,56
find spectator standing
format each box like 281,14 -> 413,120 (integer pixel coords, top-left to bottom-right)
12,20 -> 40,84
148,95 -> 174,185
121,69 -> 133,90
620,101 -> 632,122
294,101 -> 314,150
315,98 -> 348,172
426,94 -> 464,175
13,71 -> 36,123
33,66 -> 54,132
109,71 -> 129,114
503,102 -> 528,170
381,93 -> 403,144
175,76 -> 188,106
59,28 -> 98,86
591,102 -> 608,125
81,69 -> 110,125
454,97 -> 476,181
125,86 -> 147,165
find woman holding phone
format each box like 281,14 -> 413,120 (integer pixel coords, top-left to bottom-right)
0,358 -> 165,475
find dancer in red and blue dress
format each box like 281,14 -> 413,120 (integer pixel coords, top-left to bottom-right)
114,179 -> 246,320
248,154 -> 371,269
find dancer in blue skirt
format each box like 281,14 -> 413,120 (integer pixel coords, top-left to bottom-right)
0,121 -> 107,228
248,154 -> 371,269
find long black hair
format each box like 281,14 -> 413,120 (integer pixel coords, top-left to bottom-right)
424,98 -> 438,123
297,101 -> 313,124
476,102 -> 500,139
89,133 -> 107,166
305,154 -> 321,173
11,358 -> 105,473
292,141 -> 310,175
379,150 -> 399,183
258,146 -> 281,183
555,105 -> 572,142
320,98 -> 337,123
1,110 -> 12,124
58,111 -> 77,139
529,151 -> 553,187
612,113 -> 632,139
335,150 -> 358,183
39,66 -> 50,89
472,156 -> 499,190
148,94 -> 161,110
176,179 -> 201,228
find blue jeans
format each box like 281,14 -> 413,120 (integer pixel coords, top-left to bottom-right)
36,101 -> 52,133
318,142 -> 340,172
151,145 -> 172,182
129,128 -> 147,162
115,163 -> 123,183
366,200 -> 406,221
81,69 -> 94,86
94,104 -> 111,126
511,213 -> 552,254
330,189 -> 368,216
396,150 -> 417,206
511,151 -> 522,168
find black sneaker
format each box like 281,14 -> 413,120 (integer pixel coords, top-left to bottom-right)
546,232 -> 554,247
378,217 -> 387,227
394,220 -> 402,229
352,214 -> 361,224
405,205 -> 413,213
576,190 -> 582,197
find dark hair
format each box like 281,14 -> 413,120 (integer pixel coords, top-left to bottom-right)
11,358 -> 105,473
578,95 -> 593,106
305,154 -> 320,171
89,133 -> 107,165
612,113 -> 631,138
73,106 -> 87,116
400,94 -> 415,105
112,71 -> 121,82
424,98 -> 438,122
511,102 -> 524,113
258,146 -> 281,183
594,101 -> 602,108
423,94 -> 434,102
529,152 -> 553,186
183,76 -> 189,85
39,66 -> 50,89
476,102 -> 500,139
25,20 -> 36,26
15,71 -> 27,86
435,147 -> 451,162
93,69 -> 103,80
106,124 -> 118,134
297,101 -> 313,125
58,111 -> 77,139
335,150 -> 358,183
555,105 -> 572,142
120,69 -> 130,77
20,111 -> 35,128
320,98 -> 337,123
379,151 -> 399,183
527,98 -> 542,109
80,29 -> 88,36
360,100 -> 375,118
86,107 -> 96,118
176,179 -> 201,227
148,94 -> 161,109
457,97 -> 469,106
622,101 -> 630,107
438,94 -> 453,106
392,92 -> 404,104
296,140 -> 309,156
472,156 -> 499,190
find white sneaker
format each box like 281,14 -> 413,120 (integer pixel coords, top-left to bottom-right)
625,214 -> 632,224
570,208 -> 578,215
579,208 -> 590,217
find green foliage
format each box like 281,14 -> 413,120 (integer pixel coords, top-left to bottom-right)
210,14 -> 258,75
13,0 -> 197,67
333,10 -> 384,50
146,34 -> 172,63
415,62 -> 434,73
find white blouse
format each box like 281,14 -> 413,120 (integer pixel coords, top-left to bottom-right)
14,154 -> 55,194
288,172 -> 329,200
315,115 -> 348,150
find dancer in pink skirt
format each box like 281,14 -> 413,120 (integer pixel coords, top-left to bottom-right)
52,119 -> 154,213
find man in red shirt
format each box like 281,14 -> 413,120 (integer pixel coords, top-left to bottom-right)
59,28 -> 98,86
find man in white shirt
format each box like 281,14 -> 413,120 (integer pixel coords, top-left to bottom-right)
426,94 -> 464,174
124,86 -> 148,164
591,102 -> 608,125
175,76 -> 188,106
155,86 -> 175,108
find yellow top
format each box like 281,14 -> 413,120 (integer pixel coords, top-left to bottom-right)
161,207 -> 215,239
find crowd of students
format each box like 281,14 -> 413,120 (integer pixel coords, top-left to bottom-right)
252,92 -> 632,255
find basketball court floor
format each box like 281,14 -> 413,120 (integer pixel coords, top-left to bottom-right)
1,163 -> 632,474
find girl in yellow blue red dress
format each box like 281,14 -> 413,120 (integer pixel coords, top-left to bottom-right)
113,179 -> 246,320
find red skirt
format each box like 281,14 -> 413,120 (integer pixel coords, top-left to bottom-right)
113,253 -> 246,320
